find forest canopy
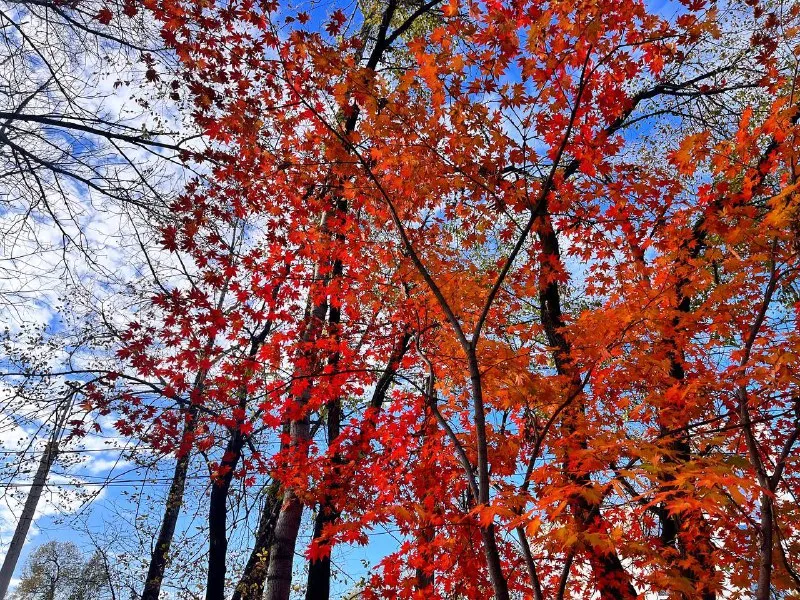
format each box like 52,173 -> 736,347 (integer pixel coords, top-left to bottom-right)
1,0 -> 800,599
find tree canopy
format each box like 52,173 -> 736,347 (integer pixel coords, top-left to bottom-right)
1,0 -> 800,599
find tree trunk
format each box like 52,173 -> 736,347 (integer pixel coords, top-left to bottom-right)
264,294 -> 320,600
515,525 -> 543,600
206,432 -> 245,600
264,1 -> 440,595
263,458 -> 307,600
756,493 -> 774,600
141,407 -> 197,600
0,398 -> 69,600
205,319 -> 274,600
232,483 -> 283,600
413,406 -> 438,595
267,205 -> 338,600
304,504 -> 338,600
467,361 -> 511,600
536,212 -> 636,600
659,242 -> 716,600
414,522 -> 435,593
480,525 -> 511,600
305,399 -> 340,600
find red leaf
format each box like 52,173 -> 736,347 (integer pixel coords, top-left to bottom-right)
95,6 -> 113,24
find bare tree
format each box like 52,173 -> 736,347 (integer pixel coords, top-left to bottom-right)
0,0 -> 197,314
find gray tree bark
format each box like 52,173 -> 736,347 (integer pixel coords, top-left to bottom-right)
0,398 -> 69,600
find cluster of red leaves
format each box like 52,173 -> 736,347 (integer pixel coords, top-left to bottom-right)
102,0 -> 800,597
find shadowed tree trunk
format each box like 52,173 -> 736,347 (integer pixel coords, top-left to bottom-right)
231,482 -> 284,600
141,405 -> 198,600
264,294 -> 327,600
655,215 -> 717,600
304,218 -> 345,600
303,330 -> 412,600
266,6 -> 422,596
206,320 -> 274,600
207,430 -> 247,600
537,211 -> 637,600
266,1 -> 448,596
414,404 -> 438,594
414,521 -> 435,592
262,428 -> 309,600
305,399 -> 340,600
659,351 -> 717,599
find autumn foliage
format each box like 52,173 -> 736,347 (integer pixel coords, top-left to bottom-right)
95,0 -> 800,597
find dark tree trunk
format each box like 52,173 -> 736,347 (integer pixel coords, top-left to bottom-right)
658,239 -> 716,600
263,0 -> 443,594
263,276 -> 327,600
303,326 -> 410,600
231,482 -> 283,600
413,405 -> 439,595
414,522 -> 435,593
141,407 -> 197,600
576,494 -> 638,600
537,212 -> 636,600
206,319 -> 274,600
304,505 -> 338,600
515,525 -> 542,600
206,431 -> 245,600
305,399 -> 341,600
479,525 -> 510,600
464,359 -> 511,600
756,493 -> 774,600
272,193 -> 345,600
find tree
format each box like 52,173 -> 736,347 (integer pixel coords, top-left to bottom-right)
11,542 -> 113,600
83,0 -> 800,598
0,1 -> 200,591
0,0 -> 196,310
0,391 -> 71,600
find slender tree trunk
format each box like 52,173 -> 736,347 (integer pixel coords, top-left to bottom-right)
305,399 -> 340,600
268,190 -> 347,600
231,483 -> 283,600
0,398 -> 69,600
756,493 -> 774,600
736,259 -> 780,600
0,440 -> 58,600
305,271 -> 344,600
412,405 -> 438,595
263,428 -> 309,600
536,212 -> 636,600
206,432 -> 245,600
740,383 -> 777,600
657,237 -> 716,600
480,525 -> 511,600
468,361 -> 511,600
516,525 -> 543,600
264,293 -> 326,600
206,319 -> 274,600
263,0 -> 442,593
304,503 -> 338,600
141,406 -> 198,600
414,522 -> 435,593
621,215 -> 716,599
658,375 -> 716,598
